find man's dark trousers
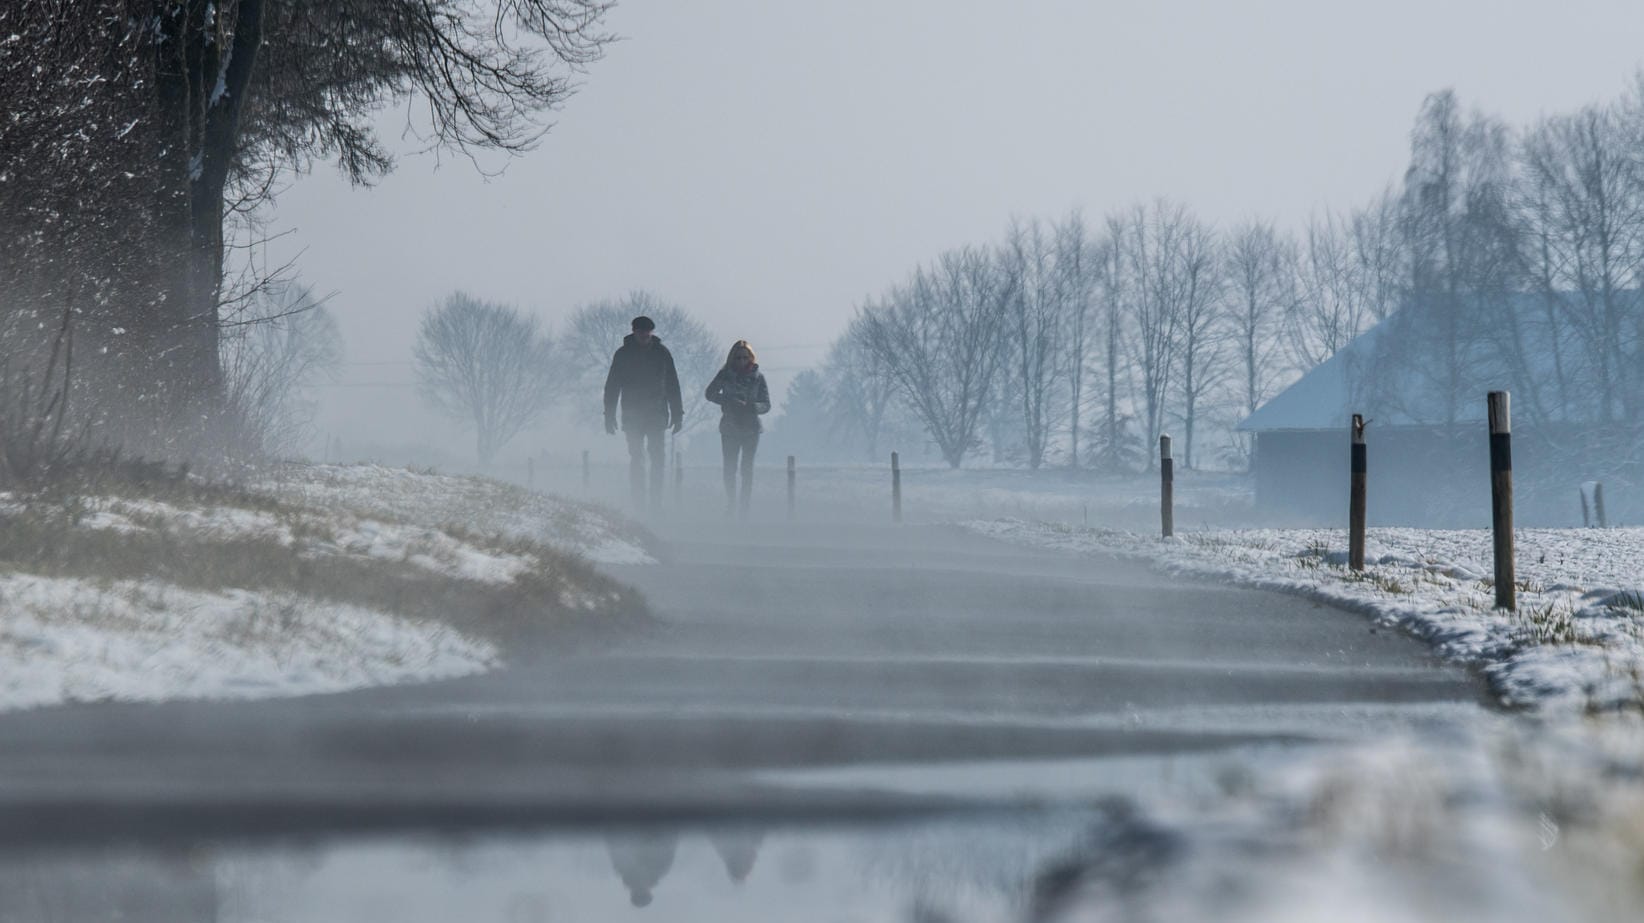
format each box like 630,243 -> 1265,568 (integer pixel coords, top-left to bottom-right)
626,427 -> 667,513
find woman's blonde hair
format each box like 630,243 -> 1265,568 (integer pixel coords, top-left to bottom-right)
724,339 -> 756,369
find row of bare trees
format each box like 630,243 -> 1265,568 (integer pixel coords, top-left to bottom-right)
808,82 -> 1644,472
412,291 -> 722,465
811,201 -> 1392,470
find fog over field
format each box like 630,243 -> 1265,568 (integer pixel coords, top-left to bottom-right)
261,1 -> 1644,481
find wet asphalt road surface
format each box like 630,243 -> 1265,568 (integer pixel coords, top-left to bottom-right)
0,519 -> 1484,843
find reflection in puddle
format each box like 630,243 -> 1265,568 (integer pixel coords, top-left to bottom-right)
0,815 -> 1096,923
0,732 -> 1624,923
605,831 -> 678,907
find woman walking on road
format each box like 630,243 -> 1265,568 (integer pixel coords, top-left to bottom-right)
704,340 -> 771,518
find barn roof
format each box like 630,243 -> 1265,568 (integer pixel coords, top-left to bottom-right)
1238,292 -> 1641,433
1236,324 -> 1385,432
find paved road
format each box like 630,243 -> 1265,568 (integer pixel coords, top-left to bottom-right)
0,519 -> 1482,842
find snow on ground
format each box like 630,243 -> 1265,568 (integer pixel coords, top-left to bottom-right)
0,573 -> 494,710
1036,717 -> 1644,923
0,462 -> 651,713
257,463 -> 656,565
967,519 -> 1644,712
82,495 -> 540,585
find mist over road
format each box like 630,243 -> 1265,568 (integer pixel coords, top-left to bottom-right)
0,516 -> 1483,843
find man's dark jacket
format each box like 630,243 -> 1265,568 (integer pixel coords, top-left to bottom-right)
604,334 -> 685,431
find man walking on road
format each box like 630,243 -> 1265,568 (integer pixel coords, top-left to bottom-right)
604,315 -> 684,513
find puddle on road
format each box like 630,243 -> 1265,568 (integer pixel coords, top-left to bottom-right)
0,814 -> 1089,923
0,718 -> 1636,922
0,802 -> 1587,923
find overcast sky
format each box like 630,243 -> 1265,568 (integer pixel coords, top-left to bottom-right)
270,0 -> 1644,455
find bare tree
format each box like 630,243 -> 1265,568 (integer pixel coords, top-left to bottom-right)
1223,221 -> 1298,423
560,292 -> 721,436
821,309 -> 904,461
1000,219 -> 1069,469
1517,103 -> 1644,426
996,213 -> 1098,469
1118,201 -> 1194,470
1166,212 -> 1223,470
413,293 -> 558,466
1055,213 -> 1097,469
1089,219 -> 1136,471
221,282 -> 344,459
1392,90 -> 1516,428
1351,186 -> 1409,324
1289,210 -> 1373,369
0,305 -> 82,487
860,247 -> 1014,468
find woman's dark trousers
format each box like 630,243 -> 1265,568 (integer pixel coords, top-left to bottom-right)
721,430 -> 758,518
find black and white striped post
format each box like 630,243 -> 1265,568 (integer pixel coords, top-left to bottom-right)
1159,435 -> 1174,539
1349,414 -> 1367,572
1488,391 -> 1515,611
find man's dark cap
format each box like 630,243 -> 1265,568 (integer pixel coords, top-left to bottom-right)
631,315 -> 656,332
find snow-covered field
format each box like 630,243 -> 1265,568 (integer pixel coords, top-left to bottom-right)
967,519 -> 1644,713
0,463 -> 651,713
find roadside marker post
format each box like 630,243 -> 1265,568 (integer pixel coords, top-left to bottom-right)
1488,391 -> 1515,611
1349,414 -> 1367,572
891,451 -> 903,523
1160,435 -> 1174,539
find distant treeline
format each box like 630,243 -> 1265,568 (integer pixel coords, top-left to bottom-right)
777,83 -> 1644,473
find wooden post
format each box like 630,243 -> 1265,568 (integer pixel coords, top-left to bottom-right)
1595,481 -> 1608,529
1349,414 -> 1367,572
582,449 -> 590,490
1581,487 -> 1592,528
526,456 -> 535,489
891,451 -> 903,523
786,455 -> 796,520
1488,391 -> 1515,611
1159,435 -> 1174,539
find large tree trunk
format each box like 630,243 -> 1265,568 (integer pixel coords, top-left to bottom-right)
135,0 -> 264,452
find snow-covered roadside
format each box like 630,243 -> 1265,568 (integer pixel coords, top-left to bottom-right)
256,463 -> 656,565
0,574 -> 493,710
1033,717 -> 1644,923
0,463 -> 650,713
965,519 -> 1644,713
